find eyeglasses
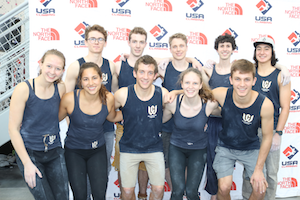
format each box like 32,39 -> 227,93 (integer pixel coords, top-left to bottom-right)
88,37 -> 105,43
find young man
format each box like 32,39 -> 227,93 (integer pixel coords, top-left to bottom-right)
113,27 -> 149,200
114,55 -> 169,200
212,59 -> 274,200
64,24 -> 117,174
242,37 -> 291,200
202,34 -> 236,200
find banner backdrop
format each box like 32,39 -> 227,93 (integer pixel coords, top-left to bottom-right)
29,0 -> 300,199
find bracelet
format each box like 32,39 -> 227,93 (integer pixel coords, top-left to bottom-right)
276,130 -> 283,136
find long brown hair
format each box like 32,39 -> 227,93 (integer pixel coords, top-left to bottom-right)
179,68 -> 214,103
78,62 -> 108,105
40,49 -> 66,84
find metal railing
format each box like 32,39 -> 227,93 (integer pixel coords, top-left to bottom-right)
0,0 -> 29,146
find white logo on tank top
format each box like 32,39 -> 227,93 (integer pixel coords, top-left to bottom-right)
102,73 -> 108,85
187,142 -> 193,146
92,140 -> 98,149
48,135 -> 56,145
242,113 -> 254,125
148,105 -> 157,118
261,80 -> 272,92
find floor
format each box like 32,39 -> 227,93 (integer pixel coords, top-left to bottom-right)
0,165 -> 299,200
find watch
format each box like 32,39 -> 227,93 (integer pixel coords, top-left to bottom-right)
276,130 -> 283,136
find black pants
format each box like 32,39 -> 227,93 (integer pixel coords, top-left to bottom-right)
65,145 -> 108,200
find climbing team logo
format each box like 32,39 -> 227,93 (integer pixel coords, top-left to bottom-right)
91,140 -> 98,149
283,145 -> 299,160
291,89 -> 300,104
223,28 -> 238,38
261,80 -> 272,92
148,105 -> 158,118
145,0 -> 173,12
33,28 -> 60,41
256,0 -> 272,15
218,3 -> 243,15
287,31 -> 300,55
116,0 -> 130,7
278,177 -> 298,189
113,55 -> 122,63
36,0 -> 55,16
70,0 -> 98,8
150,25 -> 168,41
242,113 -> 254,125
74,22 -> 89,48
186,0 -> 204,12
187,32 -> 207,45
102,73 -> 108,85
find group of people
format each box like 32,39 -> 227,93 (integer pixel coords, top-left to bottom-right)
8,24 -> 291,200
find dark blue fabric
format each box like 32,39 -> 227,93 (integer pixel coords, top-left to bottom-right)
219,88 -> 265,150
253,68 -> 280,129
120,85 -> 163,153
118,59 -> 136,88
75,57 -> 114,132
65,90 -> 108,150
208,65 -> 231,89
20,80 -> 61,151
162,61 -> 192,133
171,95 -> 208,149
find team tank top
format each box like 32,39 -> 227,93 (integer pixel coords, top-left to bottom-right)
65,90 -> 108,150
171,95 -> 208,150
118,59 -> 136,88
252,68 -> 280,129
20,80 -> 61,151
219,87 -> 265,150
120,85 -> 163,153
162,61 -> 192,133
75,57 -> 114,132
208,65 -> 231,89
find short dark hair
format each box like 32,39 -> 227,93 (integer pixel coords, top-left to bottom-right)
134,55 -> 158,74
214,33 -> 237,50
231,59 -> 256,78
85,24 -> 107,41
253,45 -> 278,67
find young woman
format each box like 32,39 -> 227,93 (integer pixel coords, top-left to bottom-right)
163,68 -> 219,200
8,49 -> 69,199
59,62 -> 121,200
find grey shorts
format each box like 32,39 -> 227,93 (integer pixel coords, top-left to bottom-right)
213,146 -> 265,179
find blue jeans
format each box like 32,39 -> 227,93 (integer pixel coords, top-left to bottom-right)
16,147 -> 69,200
104,130 -> 115,174
169,144 -> 207,200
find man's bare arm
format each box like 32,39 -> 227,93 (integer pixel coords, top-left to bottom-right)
65,61 -> 80,93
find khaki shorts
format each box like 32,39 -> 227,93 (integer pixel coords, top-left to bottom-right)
112,123 -> 146,171
120,152 -> 165,188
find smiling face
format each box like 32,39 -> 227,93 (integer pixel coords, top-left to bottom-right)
81,67 -> 102,95
133,63 -> 157,90
217,42 -> 233,60
128,33 -> 147,57
39,54 -> 64,83
181,71 -> 202,98
230,70 -> 256,98
170,38 -> 188,61
255,43 -> 272,64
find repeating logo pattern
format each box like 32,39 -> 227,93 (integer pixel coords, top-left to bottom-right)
278,177 -> 298,189
186,0 -> 204,12
218,3 -> 243,15
256,0 -> 272,15
75,22 -> 89,39
291,89 -> 300,104
145,0 -> 172,12
116,0 -> 130,7
150,25 -> 168,41
223,28 -> 238,38
40,0 -> 52,7
283,145 -> 299,160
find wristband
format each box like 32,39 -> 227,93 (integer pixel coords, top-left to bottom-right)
276,130 -> 283,136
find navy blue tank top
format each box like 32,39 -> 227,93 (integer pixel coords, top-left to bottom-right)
118,59 -> 136,88
20,80 -> 61,151
65,90 -> 108,149
162,61 -> 192,133
208,65 -> 231,89
252,69 -> 280,129
120,85 -> 163,153
219,88 -> 265,150
171,95 -> 208,149
75,57 -> 114,132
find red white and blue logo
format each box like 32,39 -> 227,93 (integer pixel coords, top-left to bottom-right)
256,0 -> 272,15
186,0 -> 204,12
288,31 -> 300,47
283,145 -> 299,160
75,22 -> 89,39
150,25 -> 168,41
116,0 -> 130,7
223,28 -> 238,39
291,89 -> 300,104
40,0 -> 52,7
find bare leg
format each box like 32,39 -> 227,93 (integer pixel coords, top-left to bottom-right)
149,185 -> 164,200
138,170 -> 149,199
